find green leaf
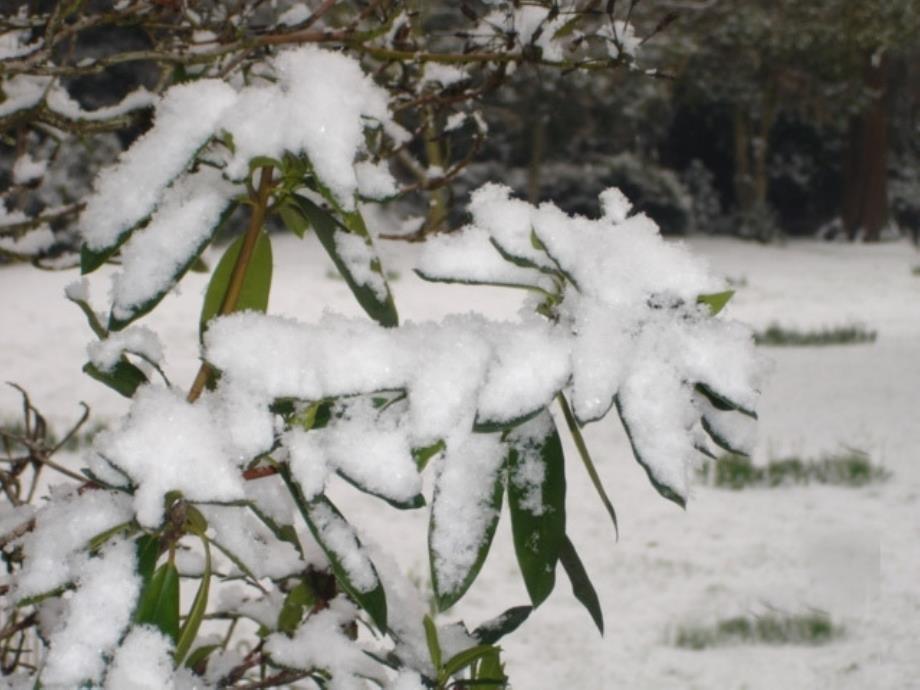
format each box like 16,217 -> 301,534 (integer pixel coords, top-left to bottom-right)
87,521 -> 136,552
134,560 -> 181,642
184,644 -> 219,671
697,290 -> 735,316
507,414 -> 566,608
337,469 -> 425,510
135,534 -> 161,586
65,291 -> 107,339
199,231 -> 273,340
277,581 -> 315,634
473,406 -> 544,434
559,536 -> 603,635
412,440 -> 445,471
414,268 -> 550,295
699,412 -> 750,457
290,194 -> 398,328
280,467 -> 388,632
175,537 -> 211,663
430,452 -> 506,611
80,226 -> 135,274
557,394 -> 619,535
82,360 -> 148,398
614,395 -> 687,509
695,383 -> 758,419
472,606 -> 533,645
108,201 -> 237,331
278,201 -> 309,239
423,614 -> 442,671
441,645 -> 500,681
473,646 -> 507,685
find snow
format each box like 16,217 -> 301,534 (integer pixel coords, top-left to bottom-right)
15,488 -> 133,600
110,166 -> 236,322
334,230 -> 389,301
0,225 -> 54,256
95,385 -> 246,527
46,85 -> 156,122
198,504 -> 304,579
104,626 -> 176,690
221,47 -> 394,209
430,433 -> 506,598
278,3 -> 310,26
420,63 -> 468,87
507,412 -> 555,515
2,202 -> 918,689
289,398 -> 422,505
600,20 -> 642,61
42,539 -> 140,688
417,225 -> 553,291
507,6 -> 567,62
265,597 -> 383,686
0,75 -> 50,118
80,80 -> 237,251
355,159 -> 399,199
309,501 -> 378,592
12,153 -> 47,184
87,325 -> 164,372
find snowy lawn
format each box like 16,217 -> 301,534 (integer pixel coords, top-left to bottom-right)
1,234 -> 918,689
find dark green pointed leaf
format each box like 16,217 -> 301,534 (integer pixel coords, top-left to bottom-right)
184,644 -> 219,672
337,469 -> 425,510
175,537 -> 211,663
280,467 -> 388,632
507,415 -> 566,608
414,268 -> 549,295
87,521 -> 135,552
83,360 -> 148,398
557,393 -> 619,535
108,201 -> 237,331
695,383 -> 757,419
614,395 -> 687,509
697,290 -> 735,316
488,236 -> 559,277
65,292 -> 107,339
473,406 -> 544,434
291,194 -> 398,328
135,534 -> 161,586
430,451 -> 505,611
559,536 -> 603,635
134,561 -> 181,642
199,231 -> 273,340
699,414 -> 748,456
472,606 -> 533,645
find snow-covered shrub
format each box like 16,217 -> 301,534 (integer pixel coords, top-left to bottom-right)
0,44 -> 762,689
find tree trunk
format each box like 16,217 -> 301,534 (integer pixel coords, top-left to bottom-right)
842,51 -> 890,242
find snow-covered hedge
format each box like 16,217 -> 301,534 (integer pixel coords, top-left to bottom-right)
1,46 -> 762,689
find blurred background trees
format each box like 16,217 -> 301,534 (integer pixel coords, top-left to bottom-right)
2,0 -> 918,262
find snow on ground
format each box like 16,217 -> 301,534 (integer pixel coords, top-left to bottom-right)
1,233 -> 918,689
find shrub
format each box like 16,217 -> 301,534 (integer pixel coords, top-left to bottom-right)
674,610 -> 841,649
698,450 -> 888,489
754,323 -> 877,346
0,6 -> 763,689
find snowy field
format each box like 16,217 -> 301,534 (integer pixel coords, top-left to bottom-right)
1,233 -> 918,689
